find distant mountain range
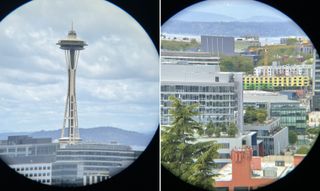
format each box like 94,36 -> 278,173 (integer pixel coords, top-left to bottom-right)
162,20 -> 306,37
173,12 -> 288,23
0,127 -> 155,149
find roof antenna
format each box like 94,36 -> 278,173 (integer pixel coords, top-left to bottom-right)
71,21 -> 74,31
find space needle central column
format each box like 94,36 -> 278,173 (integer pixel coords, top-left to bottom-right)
57,26 -> 87,144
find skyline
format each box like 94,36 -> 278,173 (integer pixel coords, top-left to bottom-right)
0,0 -> 159,134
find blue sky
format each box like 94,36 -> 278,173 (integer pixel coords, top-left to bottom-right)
169,0 -> 291,22
0,0 -> 159,134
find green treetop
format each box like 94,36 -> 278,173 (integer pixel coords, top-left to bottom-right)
161,96 -> 219,190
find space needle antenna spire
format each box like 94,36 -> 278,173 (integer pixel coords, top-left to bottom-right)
57,24 -> 87,144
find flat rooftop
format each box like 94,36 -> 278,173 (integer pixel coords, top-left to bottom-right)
215,157 -> 294,182
244,91 -> 298,103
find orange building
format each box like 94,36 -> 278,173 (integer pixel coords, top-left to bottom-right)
215,148 -> 305,191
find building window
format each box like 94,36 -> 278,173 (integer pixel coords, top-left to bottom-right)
215,76 -> 219,82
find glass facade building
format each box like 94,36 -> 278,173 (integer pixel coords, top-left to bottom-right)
0,136 -> 137,186
51,143 -> 136,186
270,103 -> 307,132
244,91 -> 307,133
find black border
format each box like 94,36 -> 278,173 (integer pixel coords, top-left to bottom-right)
161,0 -> 320,191
0,0 -> 159,191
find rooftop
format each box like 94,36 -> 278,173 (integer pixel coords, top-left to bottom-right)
244,91 -> 298,103
215,155 -> 295,182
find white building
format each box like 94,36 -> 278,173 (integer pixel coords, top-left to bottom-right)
11,163 -> 52,185
308,111 -> 320,127
195,132 -> 258,168
254,62 -> 313,77
161,51 -> 244,131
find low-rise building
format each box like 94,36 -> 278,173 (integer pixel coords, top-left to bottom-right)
215,147 -> 305,191
244,91 -> 307,132
308,111 -> 320,127
0,135 -> 138,186
244,118 -> 289,156
243,75 -> 311,91
253,62 -> 313,77
195,132 -> 258,168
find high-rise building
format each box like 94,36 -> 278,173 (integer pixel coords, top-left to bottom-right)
161,51 -> 243,132
200,36 -> 235,56
312,51 -> 320,111
57,26 -> 87,144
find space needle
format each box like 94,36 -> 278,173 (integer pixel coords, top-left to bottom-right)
57,24 -> 87,144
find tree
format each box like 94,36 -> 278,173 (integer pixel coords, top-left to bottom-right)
215,127 -> 221,138
205,120 -> 215,137
220,55 -> 254,74
227,123 -> 238,137
289,130 -> 298,145
244,107 -> 267,124
257,112 -> 267,123
296,146 -> 309,154
161,96 -> 219,190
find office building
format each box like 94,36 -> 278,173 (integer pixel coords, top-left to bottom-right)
0,135 -> 137,186
52,143 -> 136,186
244,91 -> 307,132
244,118 -> 289,156
200,36 -> 235,56
161,51 -> 243,132
196,132 -> 258,168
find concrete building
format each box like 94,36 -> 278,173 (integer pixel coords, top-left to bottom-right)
196,132 -> 258,168
0,135 -> 138,186
311,52 -> 320,111
52,143 -> 136,186
0,136 -> 57,185
253,62 -> 313,78
200,36 -> 235,56
244,118 -> 289,156
244,91 -> 307,132
215,147 -> 305,191
11,163 -> 52,185
243,75 -> 311,91
161,51 -> 243,132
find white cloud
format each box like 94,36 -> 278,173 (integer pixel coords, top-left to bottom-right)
0,0 -> 159,134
